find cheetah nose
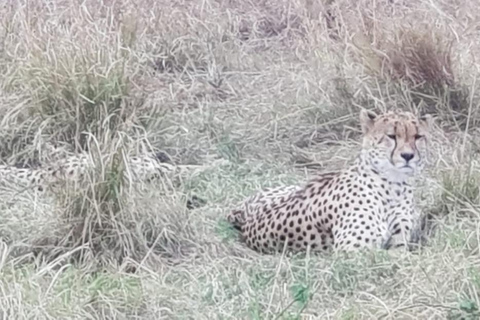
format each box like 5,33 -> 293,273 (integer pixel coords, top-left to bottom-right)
401,153 -> 414,162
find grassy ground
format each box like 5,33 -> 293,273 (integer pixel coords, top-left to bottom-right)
1,0 -> 480,319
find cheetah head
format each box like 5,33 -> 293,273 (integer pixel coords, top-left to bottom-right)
359,109 -> 432,179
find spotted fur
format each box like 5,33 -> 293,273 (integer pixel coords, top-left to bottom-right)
227,110 -> 432,253
0,151 -> 175,193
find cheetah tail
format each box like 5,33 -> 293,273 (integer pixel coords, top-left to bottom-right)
227,209 -> 246,231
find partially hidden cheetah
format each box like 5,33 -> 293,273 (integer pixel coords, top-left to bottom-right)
227,109 -> 432,253
0,150 -> 175,193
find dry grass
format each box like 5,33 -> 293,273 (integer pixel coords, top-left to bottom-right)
1,0 -> 480,319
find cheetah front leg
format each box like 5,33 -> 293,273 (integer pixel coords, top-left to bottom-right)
381,209 -> 420,250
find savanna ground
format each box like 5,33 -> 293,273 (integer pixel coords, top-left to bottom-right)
1,0 -> 480,319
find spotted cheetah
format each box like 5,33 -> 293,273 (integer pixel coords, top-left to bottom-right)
0,151 -> 175,193
227,109 -> 432,253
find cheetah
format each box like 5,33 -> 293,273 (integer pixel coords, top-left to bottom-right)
0,150 -> 175,193
227,109 -> 432,253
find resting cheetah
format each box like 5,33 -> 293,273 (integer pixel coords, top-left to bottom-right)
227,109 -> 432,253
0,150 -> 175,193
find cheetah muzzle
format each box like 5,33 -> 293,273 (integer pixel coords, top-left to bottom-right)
227,109 -> 432,253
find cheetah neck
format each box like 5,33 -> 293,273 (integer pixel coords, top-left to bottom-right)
350,154 -> 414,205
355,151 -> 414,186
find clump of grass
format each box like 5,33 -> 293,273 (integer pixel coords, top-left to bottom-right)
0,2 -> 198,265
382,28 -> 454,89
327,1 -> 476,128
21,44 -> 139,150
354,24 -> 468,117
52,141 -> 129,263
31,136 -> 195,266
0,1 -> 155,153
376,28 -> 474,127
439,161 -> 480,218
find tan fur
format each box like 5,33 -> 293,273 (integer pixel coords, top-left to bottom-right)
361,109 -> 430,179
227,110 -> 431,253
0,152 -> 175,193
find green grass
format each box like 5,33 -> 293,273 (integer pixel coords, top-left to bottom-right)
1,0 -> 480,319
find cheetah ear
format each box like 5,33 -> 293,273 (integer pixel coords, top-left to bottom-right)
419,114 -> 433,130
359,109 -> 377,133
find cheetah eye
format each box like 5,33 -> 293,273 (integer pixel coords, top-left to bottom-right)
414,134 -> 424,140
386,134 -> 396,140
